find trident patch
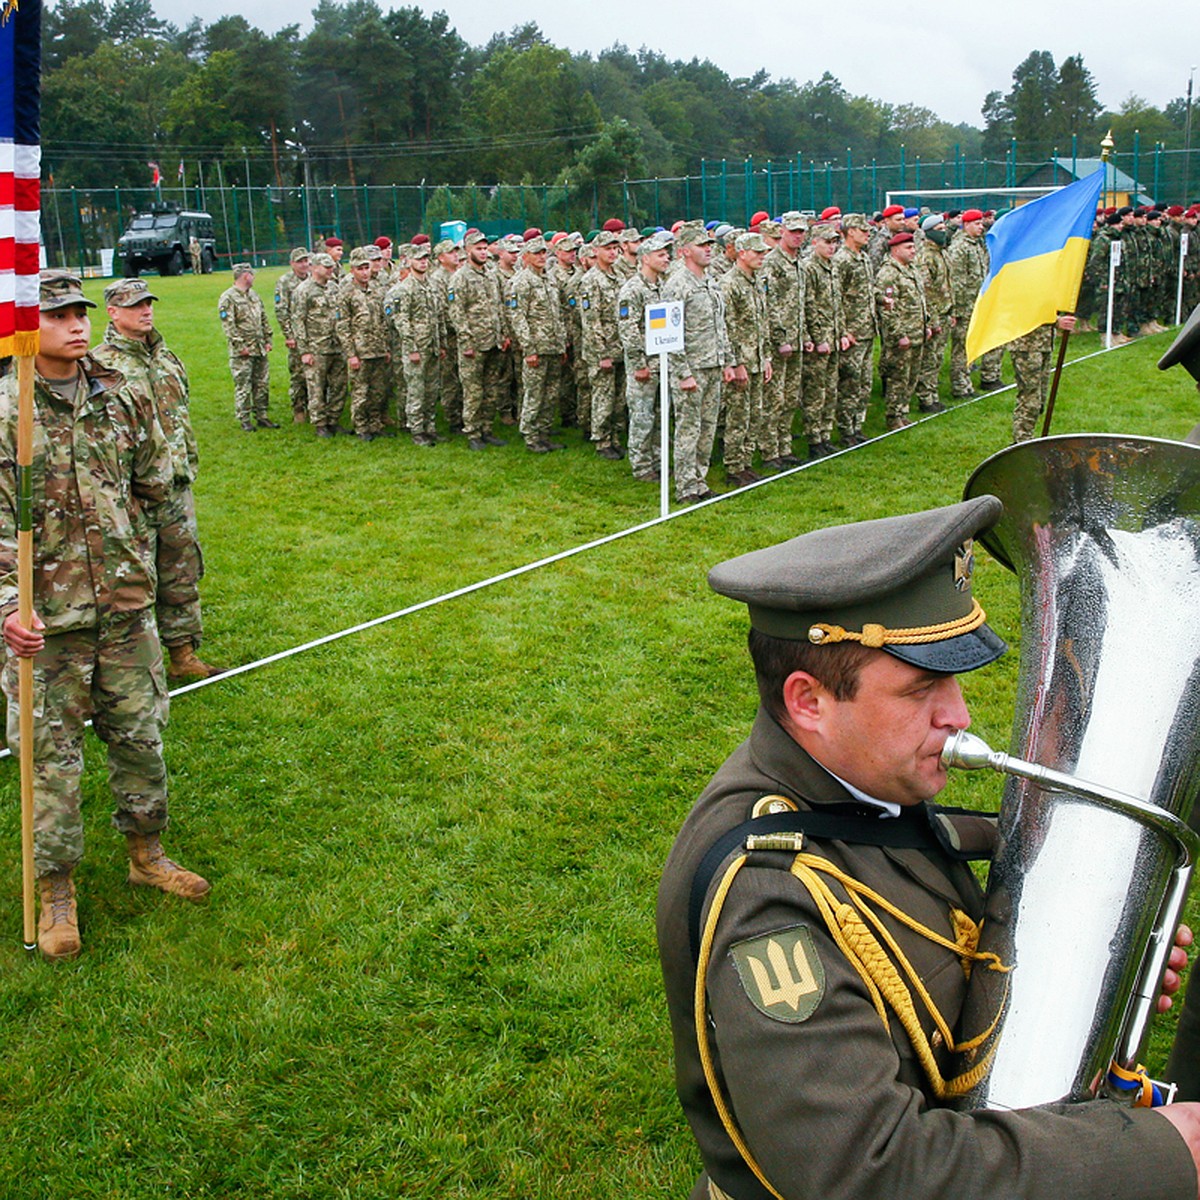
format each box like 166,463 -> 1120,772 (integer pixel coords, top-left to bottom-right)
730,925 -> 825,1023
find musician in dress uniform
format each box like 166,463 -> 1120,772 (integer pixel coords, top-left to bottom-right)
657,499 -> 1200,1200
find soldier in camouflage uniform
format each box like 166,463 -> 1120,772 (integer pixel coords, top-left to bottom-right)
93,278 -> 223,683
0,272 -> 210,963
760,212 -> 807,469
448,230 -> 509,451
580,229 -> 627,459
430,240 -> 463,433
495,235 -> 523,425
875,233 -> 930,429
275,247 -> 312,422
869,205 -> 908,274
834,213 -> 877,445
337,247 -> 393,441
551,233 -> 590,434
614,227 -> 642,282
388,242 -> 443,446
1009,315 -> 1076,443
511,237 -> 568,453
293,254 -> 348,435
664,226 -> 734,504
915,214 -> 953,416
721,232 -> 773,487
801,224 -> 848,458
217,263 -> 273,431
946,210 -> 1002,393
617,232 -> 672,482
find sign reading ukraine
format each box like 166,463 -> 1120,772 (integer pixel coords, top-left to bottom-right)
645,300 -> 684,354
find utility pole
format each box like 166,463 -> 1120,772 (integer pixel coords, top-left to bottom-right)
1184,66 -> 1196,204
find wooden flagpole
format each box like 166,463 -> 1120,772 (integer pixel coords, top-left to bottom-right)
17,353 -> 35,949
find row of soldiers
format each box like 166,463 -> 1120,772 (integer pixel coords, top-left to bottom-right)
1082,203 -> 1200,341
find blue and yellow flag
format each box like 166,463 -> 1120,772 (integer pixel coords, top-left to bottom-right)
965,167 -> 1104,362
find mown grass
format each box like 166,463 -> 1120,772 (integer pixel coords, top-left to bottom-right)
0,268 -> 1196,1197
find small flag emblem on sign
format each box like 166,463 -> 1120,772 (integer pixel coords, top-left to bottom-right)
648,306 -> 667,330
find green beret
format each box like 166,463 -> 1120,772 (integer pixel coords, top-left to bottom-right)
709,496 -> 1007,674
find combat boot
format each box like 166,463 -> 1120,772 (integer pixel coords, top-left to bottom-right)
126,833 -> 211,901
38,870 -> 81,962
167,642 -> 225,681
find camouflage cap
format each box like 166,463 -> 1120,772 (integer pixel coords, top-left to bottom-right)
310,253 -> 335,269
290,246 -> 311,262
103,277 -> 159,307
638,232 -> 674,257
409,243 -> 431,259
523,236 -> 549,253
592,229 -> 620,247
758,219 -> 782,238
618,227 -> 643,243
434,239 -> 458,256
780,211 -> 809,231
463,229 -> 488,247
841,213 -> 870,232
365,244 -> 383,260
735,232 -> 769,253
708,495 -> 1007,674
676,225 -> 716,247
809,223 -> 839,242
348,247 -> 371,266
39,270 -> 96,311
232,261 -> 253,275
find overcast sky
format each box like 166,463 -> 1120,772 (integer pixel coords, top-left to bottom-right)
149,0 -> 1194,131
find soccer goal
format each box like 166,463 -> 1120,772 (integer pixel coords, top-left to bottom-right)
884,185 -> 1063,214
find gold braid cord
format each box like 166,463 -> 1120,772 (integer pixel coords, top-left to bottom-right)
809,598 -> 988,649
694,850 -> 1012,1198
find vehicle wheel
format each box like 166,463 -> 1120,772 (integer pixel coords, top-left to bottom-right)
123,258 -> 140,278
201,248 -> 215,274
165,248 -> 185,276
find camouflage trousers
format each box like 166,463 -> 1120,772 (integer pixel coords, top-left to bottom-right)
441,334 -> 462,430
879,341 -> 921,420
723,372 -> 764,475
402,352 -> 441,436
1010,339 -> 1052,443
286,345 -> 307,418
497,347 -> 519,423
153,485 -> 204,649
458,346 -> 505,440
837,337 -> 873,435
519,354 -> 563,446
950,322 -> 1003,394
589,361 -> 627,451
229,354 -> 270,422
917,323 -> 951,409
625,367 -> 661,477
3,608 -> 169,877
760,351 -> 801,459
800,348 -> 839,442
672,368 -> 721,501
349,356 -> 390,435
305,352 -> 348,429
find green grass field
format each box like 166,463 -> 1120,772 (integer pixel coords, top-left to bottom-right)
0,268 -> 1197,1197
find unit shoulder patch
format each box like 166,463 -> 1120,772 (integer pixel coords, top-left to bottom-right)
730,924 -> 824,1023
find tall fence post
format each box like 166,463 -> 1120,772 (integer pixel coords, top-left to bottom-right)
70,187 -> 85,275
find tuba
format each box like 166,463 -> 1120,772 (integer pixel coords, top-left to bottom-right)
941,433 -> 1200,1111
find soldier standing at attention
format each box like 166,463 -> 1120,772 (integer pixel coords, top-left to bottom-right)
833,213 -> 877,446
217,263 -> 274,433
449,229 -> 509,451
1008,314 -> 1076,443
614,227 -> 642,282
915,213 -> 952,416
274,247 -> 312,423
760,212 -> 807,470
580,229 -> 627,460
721,231 -> 773,488
324,236 -> 345,277
800,224 -> 849,458
663,226 -> 734,505
617,231 -> 672,483
293,253 -> 348,437
495,235 -> 524,426
946,209 -> 1002,395
389,241 -> 443,447
869,204 -> 908,273
430,239 -> 464,435
337,247 -> 393,442
511,236 -> 568,454
875,232 -> 930,430
188,236 -> 202,275
93,279 -> 224,682
550,232 -> 589,435
0,272 -> 211,963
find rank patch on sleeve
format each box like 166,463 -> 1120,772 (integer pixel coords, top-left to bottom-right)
730,925 -> 824,1023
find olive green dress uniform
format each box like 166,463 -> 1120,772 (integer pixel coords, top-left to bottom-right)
832,227 -> 876,440
721,250 -> 771,478
875,253 -> 928,425
293,271 -> 348,432
337,270 -> 392,437
580,244 -> 627,455
916,235 -> 954,412
617,253 -> 665,481
217,278 -> 272,425
388,260 -> 443,443
800,247 -> 844,450
761,233 -> 806,464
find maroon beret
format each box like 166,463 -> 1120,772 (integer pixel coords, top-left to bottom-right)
602,218 -> 625,232
374,236 -> 391,249
888,232 -> 914,247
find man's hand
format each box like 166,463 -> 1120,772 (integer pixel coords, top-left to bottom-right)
722,366 -> 736,384
679,375 -> 698,392
526,352 -> 540,367
634,367 -> 651,382
285,338 -> 296,349
1159,924 -> 1193,1013
778,342 -> 794,358
301,353 -> 313,366
599,357 -> 614,372
462,346 -> 475,358
408,351 -> 421,364
1152,1102 -> 1200,1188
3,610 -> 45,658
348,355 -> 361,372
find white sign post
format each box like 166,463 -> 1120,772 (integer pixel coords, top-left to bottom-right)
1106,239 -> 1122,350
645,300 -> 685,518
1178,233 -> 1190,328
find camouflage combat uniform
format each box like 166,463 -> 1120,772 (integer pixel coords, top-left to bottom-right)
448,257 -> 506,442
429,259 -> 462,432
389,267 -> 442,440
293,275 -> 347,431
580,259 -> 627,454
1008,322 -> 1058,442
511,260 -> 567,450
0,357 -> 174,875
617,266 -> 664,479
274,268 -> 309,419
721,260 -> 770,476
833,237 -> 876,438
760,244 -> 805,462
92,324 -> 206,653
946,232 -> 1002,392
217,283 -> 272,423
337,276 -> 392,437
875,253 -> 929,424
801,251 -> 844,448
916,236 -> 954,411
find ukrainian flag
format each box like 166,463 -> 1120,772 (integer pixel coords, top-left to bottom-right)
648,306 -> 667,330
965,167 -> 1105,362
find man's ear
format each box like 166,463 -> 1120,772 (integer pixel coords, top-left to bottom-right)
781,670 -> 827,734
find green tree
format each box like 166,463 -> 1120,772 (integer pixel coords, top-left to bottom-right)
1053,55 -> 1102,147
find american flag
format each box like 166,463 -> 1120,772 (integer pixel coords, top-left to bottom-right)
0,0 -> 41,359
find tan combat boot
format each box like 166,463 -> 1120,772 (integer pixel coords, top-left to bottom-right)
166,642 -> 225,681
38,870 -> 81,962
126,833 -> 211,901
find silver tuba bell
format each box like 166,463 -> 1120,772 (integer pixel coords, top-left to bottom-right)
941,434 -> 1200,1111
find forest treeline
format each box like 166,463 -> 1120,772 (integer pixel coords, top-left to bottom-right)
42,0 -> 1195,196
